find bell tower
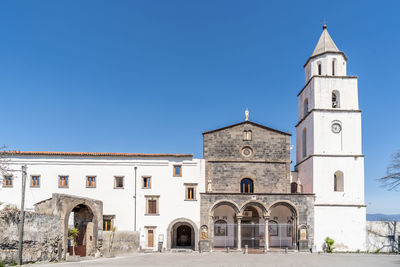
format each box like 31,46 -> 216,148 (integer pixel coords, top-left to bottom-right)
295,25 -> 366,251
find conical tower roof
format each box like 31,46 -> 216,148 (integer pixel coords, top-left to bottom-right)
311,25 -> 340,57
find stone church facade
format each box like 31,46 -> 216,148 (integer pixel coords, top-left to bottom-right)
0,25 -> 367,255
200,121 -> 314,251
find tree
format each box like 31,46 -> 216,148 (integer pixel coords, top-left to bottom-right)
68,228 -> 79,256
379,150 -> 400,191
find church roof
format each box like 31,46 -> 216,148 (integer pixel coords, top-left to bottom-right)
5,151 -> 192,158
311,25 -> 339,57
304,25 -> 347,67
202,121 -> 291,136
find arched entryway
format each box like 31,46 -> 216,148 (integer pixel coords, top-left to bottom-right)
66,204 -> 95,257
268,201 -> 298,249
167,218 -> 198,251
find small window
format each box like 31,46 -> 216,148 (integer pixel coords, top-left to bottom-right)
59,175 -> 69,188
302,128 -> 307,158
334,171 -> 344,192
3,175 -> 13,187
146,196 -> 159,215
31,175 -> 40,188
142,176 -> 151,189
243,130 -> 252,141
290,182 -> 298,193
86,176 -> 96,188
303,98 -> 309,117
332,59 -> 336,76
173,165 -> 182,177
318,62 -> 322,75
240,178 -> 254,193
185,184 -> 197,200
114,176 -> 124,189
103,215 -> 115,231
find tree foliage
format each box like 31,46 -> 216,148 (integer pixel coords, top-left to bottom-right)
379,150 -> 400,191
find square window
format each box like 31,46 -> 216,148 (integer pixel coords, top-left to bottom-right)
31,175 -> 40,188
59,176 -> 69,188
3,175 -> 13,187
103,215 -> 115,231
173,165 -> 182,177
142,176 -> 151,189
114,176 -> 124,189
86,176 -> 96,188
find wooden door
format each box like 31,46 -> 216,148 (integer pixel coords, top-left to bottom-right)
147,229 -> 154,247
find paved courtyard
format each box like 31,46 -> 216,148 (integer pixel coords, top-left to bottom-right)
32,252 -> 400,267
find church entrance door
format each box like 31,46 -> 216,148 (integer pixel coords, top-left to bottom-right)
176,225 -> 192,247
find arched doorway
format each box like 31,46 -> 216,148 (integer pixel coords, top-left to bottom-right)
241,206 -> 260,248
66,204 -> 95,257
212,203 -> 239,249
167,218 -> 198,250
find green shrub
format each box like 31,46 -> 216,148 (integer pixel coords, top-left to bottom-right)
10,261 -> 18,266
325,237 -> 335,253
355,249 -> 360,253
374,248 -> 381,253
0,260 -> 5,267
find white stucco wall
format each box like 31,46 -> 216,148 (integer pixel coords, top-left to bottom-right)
314,206 -> 366,251
0,155 -> 205,251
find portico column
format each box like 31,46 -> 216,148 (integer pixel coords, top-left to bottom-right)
237,216 -> 242,251
264,216 -> 270,252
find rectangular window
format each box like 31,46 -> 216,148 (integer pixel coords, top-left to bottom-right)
173,165 -> 182,177
3,175 -> 13,187
145,196 -> 159,215
114,176 -> 124,189
59,176 -> 69,188
142,176 -> 151,189
86,176 -> 96,188
31,175 -> 40,188
103,215 -> 115,231
185,183 -> 197,200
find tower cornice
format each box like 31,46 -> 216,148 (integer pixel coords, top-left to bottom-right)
295,108 -> 362,127
304,51 -> 348,68
298,75 -> 358,97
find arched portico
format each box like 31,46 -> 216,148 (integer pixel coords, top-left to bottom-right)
167,218 -> 198,251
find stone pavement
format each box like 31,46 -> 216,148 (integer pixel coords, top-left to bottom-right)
30,252 -> 400,267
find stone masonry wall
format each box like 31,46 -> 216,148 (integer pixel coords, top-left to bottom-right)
203,122 -> 291,193
100,231 -> 140,255
0,208 -> 62,264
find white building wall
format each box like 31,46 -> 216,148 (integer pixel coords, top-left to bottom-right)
314,206 -> 366,251
0,155 -> 205,251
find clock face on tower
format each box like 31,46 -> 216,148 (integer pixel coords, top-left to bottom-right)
331,123 -> 342,133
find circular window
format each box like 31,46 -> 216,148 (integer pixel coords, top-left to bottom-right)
241,146 -> 253,157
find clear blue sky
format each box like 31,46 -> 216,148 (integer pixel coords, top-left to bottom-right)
1,1 -> 399,214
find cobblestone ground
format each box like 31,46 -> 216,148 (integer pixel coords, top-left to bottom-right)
32,252 -> 400,267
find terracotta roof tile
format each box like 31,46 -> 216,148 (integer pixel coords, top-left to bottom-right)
6,151 -> 192,158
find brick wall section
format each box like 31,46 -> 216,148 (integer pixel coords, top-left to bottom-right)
203,122 -> 291,193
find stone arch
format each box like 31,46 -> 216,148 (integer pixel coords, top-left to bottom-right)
209,199 -> 240,216
239,200 -> 268,217
167,217 -> 199,251
267,200 -> 299,224
34,194 -> 103,259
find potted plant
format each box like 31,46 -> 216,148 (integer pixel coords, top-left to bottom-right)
67,228 -> 80,261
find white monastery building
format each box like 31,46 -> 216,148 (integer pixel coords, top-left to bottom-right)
0,26 -> 366,253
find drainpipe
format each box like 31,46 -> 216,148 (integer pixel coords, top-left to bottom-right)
134,166 -> 137,232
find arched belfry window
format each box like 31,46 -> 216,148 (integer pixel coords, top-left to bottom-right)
332,90 -> 340,108
334,171 -> 344,192
317,62 -> 322,75
241,178 -> 254,193
302,128 -> 307,158
291,182 -> 298,193
303,98 -> 309,117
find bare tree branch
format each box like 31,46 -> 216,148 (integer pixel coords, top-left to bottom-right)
378,150 -> 400,191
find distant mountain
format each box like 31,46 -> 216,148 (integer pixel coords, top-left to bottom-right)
367,213 -> 400,221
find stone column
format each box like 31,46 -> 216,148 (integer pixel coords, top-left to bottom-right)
264,216 -> 270,252
209,216 -> 214,252
237,216 -> 242,251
